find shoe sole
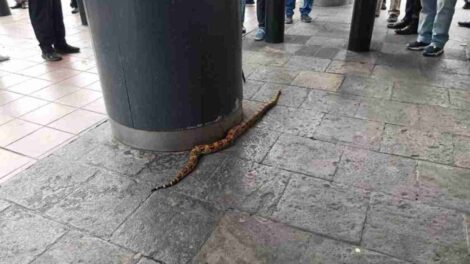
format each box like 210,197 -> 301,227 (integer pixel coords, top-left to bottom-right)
423,50 -> 444,57
301,20 -> 312,23
407,45 -> 428,51
41,55 -> 62,62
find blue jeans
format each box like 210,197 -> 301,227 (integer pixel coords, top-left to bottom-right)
240,0 -> 246,24
285,0 -> 314,17
417,0 -> 457,48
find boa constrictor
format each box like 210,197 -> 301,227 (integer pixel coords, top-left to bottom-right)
152,90 -> 281,191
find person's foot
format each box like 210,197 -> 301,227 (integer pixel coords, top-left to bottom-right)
254,28 -> 265,41
0,55 -> 9,62
42,51 -> 62,62
422,45 -> 444,57
395,20 -> 418,35
463,2 -> 470,9
10,3 -> 22,9
55,43 -> 80,54
285,16 -> 293,24
387,19 -> 409,29
407,41 -> 430,51
458,21 -> 470,28
242,26 -> 246,34
301,15 -> 312,23
71,7 -> 79,14
387,14 -> 398,23
381,1 -> 387,10
246,0 -> 255,4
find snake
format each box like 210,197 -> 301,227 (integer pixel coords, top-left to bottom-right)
152,90 -> 282,192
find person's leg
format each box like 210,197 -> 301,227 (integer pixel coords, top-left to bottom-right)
285,0 -> 295,18
430,0 -> 457,48
70,0 -> 77,8
51,0 -> 66,47
255,0 -> 266,40
395,0 -> 420,34
299,0 -> 314,22
241,0 -> 246,32
0,54 -> 9,62
376,0 -> 384,17
29,0 -> 55,51
389,0 -> 402,16
417,0 -> 436,44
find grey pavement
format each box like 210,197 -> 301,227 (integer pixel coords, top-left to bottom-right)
1,3 -> 470,264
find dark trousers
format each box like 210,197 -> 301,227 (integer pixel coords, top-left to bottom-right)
29,0 -> 66,51
257,0 -> 265,28
71,0 -> 77,8
404,0 -> 422,21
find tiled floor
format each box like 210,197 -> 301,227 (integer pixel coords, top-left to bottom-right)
0,0 -> 107,182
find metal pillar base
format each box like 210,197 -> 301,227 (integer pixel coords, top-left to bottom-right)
110,108 -> 243,152
0,0 -> 11,17
348,0 -> 378,52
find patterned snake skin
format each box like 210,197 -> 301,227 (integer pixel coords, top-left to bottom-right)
152,91 -> 282,191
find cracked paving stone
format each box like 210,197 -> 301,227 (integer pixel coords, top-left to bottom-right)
243,80 -> 265,100
380,124 -> 454,164
453,135 -> 470,169
326,60 -> 375,76
339,75 -> 393,99
314,114 -> 384,150
249,66 -> 299,84
0,199 -> 10,212
0,206 -> 67,264
0,155 -> 97,211
82,143 -> 156,176
363,193 -> 470,264
252,82 -> 310,108
194,211 -> 406,264
45,170 -> 151,237
255,106 -> 323,137
355,99 -> 419,126
31,231 -> 137,264
111,191 -> 221,264
392,82 -> 450,108
291,71 -> 344,92
418,105 -> 470,137
417,162 -> 470,213
221,127 -> 280,163
195,158 -> 291,216
271,175 -> 370,243
335,148 -> 417,199
264,135 -> 343,180
300,89 -> 361,116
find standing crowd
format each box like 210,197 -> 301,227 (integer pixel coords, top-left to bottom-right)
241,0 -> 470,57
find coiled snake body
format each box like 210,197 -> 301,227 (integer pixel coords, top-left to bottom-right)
152,91 -> 281,191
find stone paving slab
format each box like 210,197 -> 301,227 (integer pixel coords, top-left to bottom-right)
0,206 -> 68,264
300,89 -> 361,116
393,81 -> 450,108
417,105 -> 470,137
0,155 -> 98,211
335,148 -> 417,200
453,135 -> 470,169
417,162 -> 470,213
0,199 -> 10,212
271,174 -> 370,243
339,75 -> 393,99
326,60 -> 375,76
45,170 -> 151,237
31,231 -> 138,264
111,191 -> 221,264
243,80 -> 265,100
314,114 -> 383,150
449,88 -> 470,111
355,99 -> 419,126
264,134 -> 343,180
380,124 -> 454,165
249,66 -> 300,84
291,71 -> 344,91
363,193 -> 469,264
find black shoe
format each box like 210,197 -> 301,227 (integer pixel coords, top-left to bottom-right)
407,41 -> 430,51
42,51 -> 62,62
422,45 -> 444,57
458,21 -> 470,28
242,26 -> 246,34
246,0 -> 254,4
10,3 -> 22,9
463,2 -> 470,9
395,21 -> 418,35
381,1 -> 387,10
387,14 -> 398,23
71,7 -> 79,14
387,19 -> 409,29
55,44 -> 80,54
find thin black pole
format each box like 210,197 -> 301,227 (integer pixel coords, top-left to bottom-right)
77,0 -> 88,26
265,0 -> 285,43
0,0 -> 11,17
348,0 -> 378,52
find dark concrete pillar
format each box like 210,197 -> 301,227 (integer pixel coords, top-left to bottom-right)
348,0 -> 378,52
265,0 -> 285,43
77,0 -> 87,26
83,0 -> 243,151
0,0 -> 11,17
